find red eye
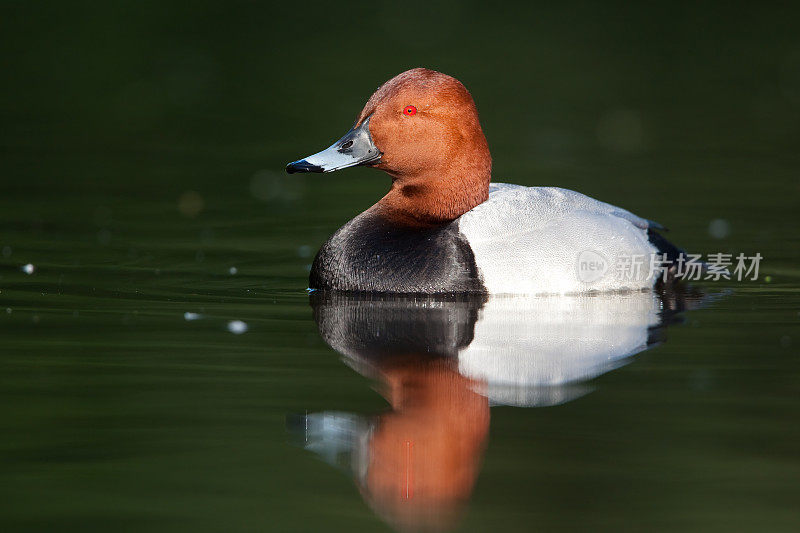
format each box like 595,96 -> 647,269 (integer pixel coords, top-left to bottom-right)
403,105 -> 417,116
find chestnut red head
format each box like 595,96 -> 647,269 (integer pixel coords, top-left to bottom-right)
287,68 -> 492,225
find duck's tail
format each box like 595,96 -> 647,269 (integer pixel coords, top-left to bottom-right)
647,228 -> 685,265
647,227 -> 699,288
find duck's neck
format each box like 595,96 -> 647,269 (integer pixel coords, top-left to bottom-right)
376,162 -> 491,228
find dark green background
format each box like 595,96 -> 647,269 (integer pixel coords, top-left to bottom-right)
1,2 -> 799,531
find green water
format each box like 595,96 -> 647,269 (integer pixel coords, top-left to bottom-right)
2,2 -> 800,531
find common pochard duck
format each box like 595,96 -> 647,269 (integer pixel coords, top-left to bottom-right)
287,68 -> 683,294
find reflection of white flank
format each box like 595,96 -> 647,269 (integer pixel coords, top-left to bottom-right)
457,292 -> 662,407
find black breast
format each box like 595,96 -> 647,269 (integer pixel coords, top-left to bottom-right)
309,211 -> 485,294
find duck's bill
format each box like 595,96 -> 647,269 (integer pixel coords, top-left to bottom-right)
285,117 -> 381,174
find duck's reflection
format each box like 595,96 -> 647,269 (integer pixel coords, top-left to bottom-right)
294,290 -> 700,531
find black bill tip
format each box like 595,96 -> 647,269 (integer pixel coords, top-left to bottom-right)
285,159 -> 324,174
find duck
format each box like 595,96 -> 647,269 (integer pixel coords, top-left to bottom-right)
286,68 -> 684,295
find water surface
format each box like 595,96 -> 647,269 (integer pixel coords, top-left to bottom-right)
2,2 -> 799,531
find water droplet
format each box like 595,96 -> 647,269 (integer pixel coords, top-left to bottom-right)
229,266 -> 238,275
227,320 -> 248,334
22,264 -> 35,275
708,219 -> 730,239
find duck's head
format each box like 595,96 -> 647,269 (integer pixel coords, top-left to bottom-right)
286,68 -> 492,225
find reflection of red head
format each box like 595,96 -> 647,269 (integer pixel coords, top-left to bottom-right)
359,357 -> 490,531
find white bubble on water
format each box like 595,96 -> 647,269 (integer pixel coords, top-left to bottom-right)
229,266 -> 238,275
708,219 -> 730,239
183,312 -> 202,321
227,320 -> 248,334
22,264 -> 35,275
